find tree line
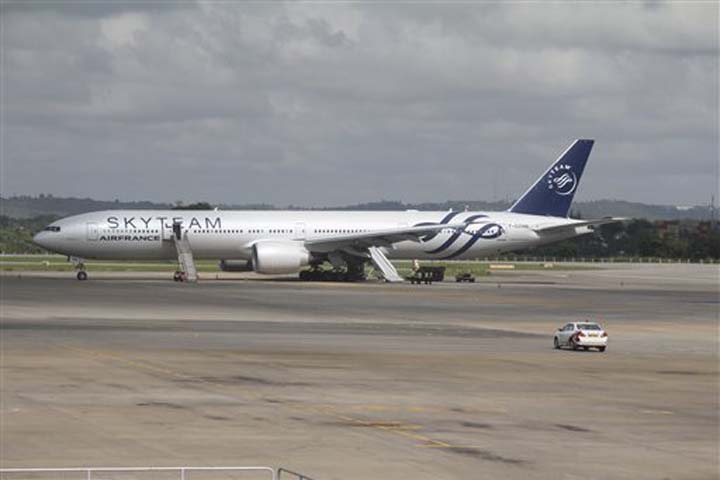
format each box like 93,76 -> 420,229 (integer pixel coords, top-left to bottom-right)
527,220 -> 719,260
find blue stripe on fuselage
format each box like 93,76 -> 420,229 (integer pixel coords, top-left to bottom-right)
440,223 -> 503,260
414,211 -> 463,242
425,214 -> 488,254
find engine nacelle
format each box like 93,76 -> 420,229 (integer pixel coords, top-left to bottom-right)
251,241 -> 310,274
218,259 -> 253,272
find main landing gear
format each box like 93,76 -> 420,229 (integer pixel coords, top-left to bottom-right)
299,261 -> 367,282
70,256 -> 88,281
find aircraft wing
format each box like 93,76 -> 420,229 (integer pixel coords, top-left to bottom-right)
533,217 -> 627,235
304,223 -> 468,253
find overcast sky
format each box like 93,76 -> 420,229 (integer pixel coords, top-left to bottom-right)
2,1 -> 718,207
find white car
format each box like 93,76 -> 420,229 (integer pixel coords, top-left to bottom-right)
554,322 -> 608,352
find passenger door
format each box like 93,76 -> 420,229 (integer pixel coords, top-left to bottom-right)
86,222 -> 98,241
161,221 -> 174,241
294,222 -> 306,241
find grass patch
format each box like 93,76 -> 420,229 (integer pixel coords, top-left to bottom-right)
393,260 -> 595,278
0,255 -> 221,273
2,255 -> 596,275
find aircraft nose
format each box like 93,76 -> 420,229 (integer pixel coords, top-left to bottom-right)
33,231 -> 51,249
33,231 -> 59,251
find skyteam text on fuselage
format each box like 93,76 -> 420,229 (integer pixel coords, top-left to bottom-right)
33,139 -> 621,282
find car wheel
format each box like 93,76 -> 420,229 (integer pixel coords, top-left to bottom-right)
553,337 -> 560,349
598,346 -> 606,352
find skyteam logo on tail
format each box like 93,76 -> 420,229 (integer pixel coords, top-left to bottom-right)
547,164 -> 577,196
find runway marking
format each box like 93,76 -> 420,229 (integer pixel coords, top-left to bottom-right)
328,413 -> 451,448
347,404 -> 390,411
421,444 -> 486,449
55,343 -> 472,454
640,409 -> 674,415
303,406 -> 453,448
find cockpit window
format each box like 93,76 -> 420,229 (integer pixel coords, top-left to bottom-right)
44,226 -> 61,232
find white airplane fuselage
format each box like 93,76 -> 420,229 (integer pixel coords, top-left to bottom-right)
33,209 -> 588,261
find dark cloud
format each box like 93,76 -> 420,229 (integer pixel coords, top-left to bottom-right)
2,0 -> 194,18
2,2 -> 718,206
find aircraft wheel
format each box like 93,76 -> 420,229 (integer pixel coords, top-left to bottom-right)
76,271 -> 88,281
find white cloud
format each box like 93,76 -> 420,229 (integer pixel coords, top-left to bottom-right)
100,12 -> 149,48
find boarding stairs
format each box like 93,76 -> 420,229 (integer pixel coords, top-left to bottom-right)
172,223 -> 198,283
368,246 -> 404,283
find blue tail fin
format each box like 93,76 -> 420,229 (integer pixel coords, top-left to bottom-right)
508,139 -> 594,217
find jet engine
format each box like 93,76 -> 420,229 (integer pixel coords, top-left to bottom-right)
251,241 -> 311,274
218,259 -> 253,272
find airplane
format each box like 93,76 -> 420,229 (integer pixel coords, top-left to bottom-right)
32,139 -> 621,282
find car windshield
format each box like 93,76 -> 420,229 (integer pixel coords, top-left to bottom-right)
578,323 -> 601,330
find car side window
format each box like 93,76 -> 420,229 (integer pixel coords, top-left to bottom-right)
565,324 -> 574,331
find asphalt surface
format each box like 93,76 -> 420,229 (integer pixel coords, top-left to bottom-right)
1,264 -> 718,479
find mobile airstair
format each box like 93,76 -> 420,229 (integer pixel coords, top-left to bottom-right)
368,246 -> 404,283
172,223 -> 198,282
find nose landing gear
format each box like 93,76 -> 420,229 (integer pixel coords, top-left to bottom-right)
69,256 -> 88,281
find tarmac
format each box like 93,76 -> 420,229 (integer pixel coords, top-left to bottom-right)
1,264 -> 718,479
